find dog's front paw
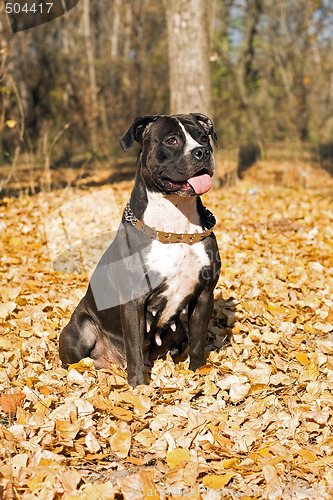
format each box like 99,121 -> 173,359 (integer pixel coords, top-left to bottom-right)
127,370 -> 147,388
189,355 -> 206,372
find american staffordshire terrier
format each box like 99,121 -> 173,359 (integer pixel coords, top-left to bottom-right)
59,113 -> 221,387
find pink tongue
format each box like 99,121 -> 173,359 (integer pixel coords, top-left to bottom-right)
187,173 -> 212,194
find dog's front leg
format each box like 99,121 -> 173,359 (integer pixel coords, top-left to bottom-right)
188,287 -> 214,371
120,299 -> 146,387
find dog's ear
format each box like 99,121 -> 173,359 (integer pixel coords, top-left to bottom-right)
190,113 -> 218,148
119,115 -> 158,152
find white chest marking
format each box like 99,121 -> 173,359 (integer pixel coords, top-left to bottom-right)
143,190 -> 209,325
144,191 -> 203,233
146,239 -> 210,325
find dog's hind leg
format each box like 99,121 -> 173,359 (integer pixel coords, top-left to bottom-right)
59,316 -> 98,368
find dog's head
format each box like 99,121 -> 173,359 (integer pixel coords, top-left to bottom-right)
120,113 -> 218,195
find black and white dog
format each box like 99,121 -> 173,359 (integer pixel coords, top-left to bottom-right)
59,113 -> 221,387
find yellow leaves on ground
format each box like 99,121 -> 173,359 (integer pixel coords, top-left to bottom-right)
85,428 -> 101,453
263,464 -> 281,490
1,182 -> 333,497
202,473 -> 234,489
68,357 -> 95,372
109,421 -> 132,458
216,373 -> 251,403
0,392 -> 25,414
0,301 -> 16,319
295,351 -> 310,365
119,471 -> 160,500
301,361 -> 320,381
166,448 -> 190,468
121,393 -> 151,416
298,448 -> 317,463
134,429 -> 156,447
56,419 -> 81,442
59,469 -> 82,494
109,406 -> 133,421
64,482 -> 117,500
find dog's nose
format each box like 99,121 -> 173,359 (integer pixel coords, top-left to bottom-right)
191,147 -> 210,161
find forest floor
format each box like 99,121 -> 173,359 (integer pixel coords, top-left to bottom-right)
1,161 -> 333,499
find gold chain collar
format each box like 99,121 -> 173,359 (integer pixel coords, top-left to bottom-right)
124,202 -> 216,244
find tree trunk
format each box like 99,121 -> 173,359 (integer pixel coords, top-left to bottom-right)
83,0 -> 98,149
163,0 -> 213,117
236,0 -> 264,143
110,0 -> 121,59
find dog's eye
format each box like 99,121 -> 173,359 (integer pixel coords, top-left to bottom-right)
165,137 -> 178,145
201,135 -> 208,143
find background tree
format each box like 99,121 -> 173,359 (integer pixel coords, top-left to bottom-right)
163,0 -> 213,116
1,0 -> 333,185
235,0 -> 264,143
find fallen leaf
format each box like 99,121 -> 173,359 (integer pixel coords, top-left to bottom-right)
59,469 -> 82,494
121,393 -> 151,415
56,420 -> 80,441
0,301 -> 16,319
301,361 -> 319,381
85,429 -> 101,453
80,482 -> 118,500
295,351 -> 309,366
263,464 -> 280,489
109,421 -> 131,458
67,368 -> 87,385
298,449 -> 317,463
118,471 -> 159,500
0,393 -> 26,415
134,429 -> 156,447
166,448 -> 190,468
202,473 -> 233,489
68,358 -> 94,373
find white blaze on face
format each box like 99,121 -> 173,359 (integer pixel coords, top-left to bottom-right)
177,121 -> 213,195
178,121 -> 202,154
